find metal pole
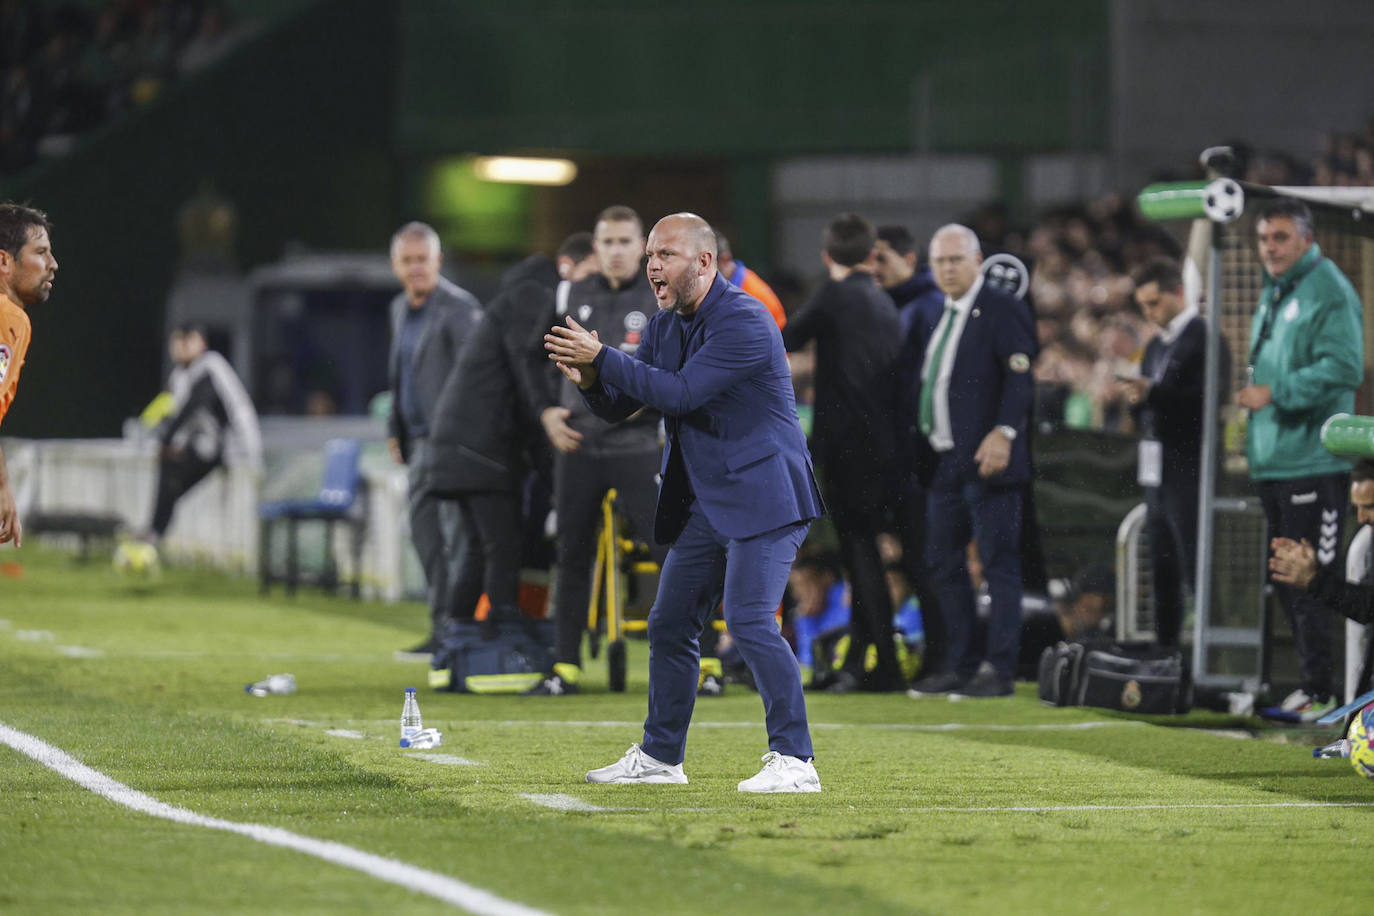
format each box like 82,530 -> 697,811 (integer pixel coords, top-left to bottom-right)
1192,228 -> 1223,681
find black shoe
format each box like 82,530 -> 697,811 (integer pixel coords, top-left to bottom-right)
948,671 -> 1014,699
698,674 -> 725,697
524,673 -> 579,696
396,636 -> 439,658
827,670 -> 863,694
907,671 -> 967,697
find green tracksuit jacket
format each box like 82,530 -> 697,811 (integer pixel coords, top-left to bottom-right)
1246,243 -> 1363,480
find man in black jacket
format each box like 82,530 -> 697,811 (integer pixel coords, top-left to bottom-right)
529,206 -> 664,696
426,235 -> 598,626
1271,458 -> 1374,708
386,222 -> 483,654
783,213 -> 906,691
1119,257 -> 1226,648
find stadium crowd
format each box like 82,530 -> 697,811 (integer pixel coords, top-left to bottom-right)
0,0 -> 250,174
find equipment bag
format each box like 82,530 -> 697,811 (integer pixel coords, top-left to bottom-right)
1038,640 -> 1191,714
429,619 -> 554,694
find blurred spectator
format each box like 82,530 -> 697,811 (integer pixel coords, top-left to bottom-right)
0,0 -> 254,176
714,230 -> 786,329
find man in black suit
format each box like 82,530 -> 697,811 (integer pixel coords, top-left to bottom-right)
783,213 -> 906,691
1119,256 -> 1223,648
908,224 -> 1036,699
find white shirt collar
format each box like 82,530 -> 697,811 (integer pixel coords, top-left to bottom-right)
946,273 -> 983,314
1159,304 -> 1197,344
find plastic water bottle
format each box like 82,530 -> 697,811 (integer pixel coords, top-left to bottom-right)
400,688 -> 422,746
245,673 -> 296,697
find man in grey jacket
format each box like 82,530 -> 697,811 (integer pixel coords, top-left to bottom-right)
387,222 -> 482,655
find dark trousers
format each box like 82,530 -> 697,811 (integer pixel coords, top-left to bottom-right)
552,446 -> 663,667
891,473 -> 945,673
926,458 -> 1024,682
1259,473 -> 1348,698
821,457 -> 902,687
1146,463 -> 1199,649
641,506 -> 812,765
407,439 -> 464,638
151,451 -> 219,536
449,490 -> 523,620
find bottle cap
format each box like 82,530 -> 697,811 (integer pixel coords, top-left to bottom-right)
406,687 -> 416,693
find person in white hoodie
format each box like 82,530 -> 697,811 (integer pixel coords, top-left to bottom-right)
148,323 -> 261,540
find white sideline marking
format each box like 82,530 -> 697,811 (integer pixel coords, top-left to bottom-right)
406,754 -> 481,766
520,794 -> 612,812
57,645 -> 103,659
907,801 -> 1374,814
0,618 -> 11,629
324,729 -> 368,739
15,629 -> 54,642
486,720 -> 1142,732
0,721 -> 553,915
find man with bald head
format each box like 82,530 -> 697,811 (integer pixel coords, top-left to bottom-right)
907,223 -> 1036,699
546,213 -> 826,793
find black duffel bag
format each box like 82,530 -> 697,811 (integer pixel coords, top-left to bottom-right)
429,618 -> 554,694
1038,639 -> 1191,714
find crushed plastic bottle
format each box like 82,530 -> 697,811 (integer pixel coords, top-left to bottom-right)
400,688 -> 422,745
245,673 -> 297,697
400,727 -> 443,749
1314,738 -> 1351,759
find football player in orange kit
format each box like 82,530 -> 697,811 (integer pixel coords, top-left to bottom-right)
0,203 -> 58,548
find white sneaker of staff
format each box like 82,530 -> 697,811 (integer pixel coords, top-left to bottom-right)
737,751 -> 821,793
585,744 -> 688,784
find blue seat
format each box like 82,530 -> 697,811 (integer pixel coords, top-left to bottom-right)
259,438 -> 367,598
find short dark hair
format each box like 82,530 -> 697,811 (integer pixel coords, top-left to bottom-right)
173,322 -> 208,340
823,213 -> 876,267
557,231 -> 594,263
596,205 -> 642,236
1257,198 -> 1314,238
1353,459 -> 1374,484
0,202 -> 52,259
1131,256 -> 1183,293
876,225 -> 916,257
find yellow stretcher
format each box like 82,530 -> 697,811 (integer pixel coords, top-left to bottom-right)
585,488 -> 725,692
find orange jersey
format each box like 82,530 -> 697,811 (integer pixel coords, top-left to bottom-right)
0,293 -> 32,427
738,267 -> 787,330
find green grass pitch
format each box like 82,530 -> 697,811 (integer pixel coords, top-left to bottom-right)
1,544 -> 1370,915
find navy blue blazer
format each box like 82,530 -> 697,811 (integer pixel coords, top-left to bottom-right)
911,283 -> 1036,486
583,273 -> 824,544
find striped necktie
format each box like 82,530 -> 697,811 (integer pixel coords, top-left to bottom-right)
919,304 -> 959,436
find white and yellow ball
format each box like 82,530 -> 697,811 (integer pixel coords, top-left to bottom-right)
1346,705 -> 1374,780
113,540 -> 160,577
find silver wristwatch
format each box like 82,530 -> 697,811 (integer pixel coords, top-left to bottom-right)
996,425 -> 1017,441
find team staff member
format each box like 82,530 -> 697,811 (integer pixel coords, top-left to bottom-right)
547,213 -> 825,792
908,224 -> 1035,699
0,203 -> 57,548
782,213 -> 905,692
1119,257 -> 1226,648
714,230 -> 786,329
529,206 -> 663,696
425,235 -> 599,625
1238,198 -> 1363,719
387,221 -> 483,655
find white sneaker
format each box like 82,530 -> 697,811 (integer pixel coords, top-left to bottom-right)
737,752 -> 821,794
585,745 -> 687,784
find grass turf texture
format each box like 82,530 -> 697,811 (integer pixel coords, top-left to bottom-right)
1,545 -> 1370,915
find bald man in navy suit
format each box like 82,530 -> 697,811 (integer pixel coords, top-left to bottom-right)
546,213 -> 826,793
907,224 -> 1036,699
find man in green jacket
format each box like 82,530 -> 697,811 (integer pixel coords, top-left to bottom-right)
1236,198 -> 1363,720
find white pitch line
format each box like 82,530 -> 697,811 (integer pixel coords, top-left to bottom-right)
520,794 -> 614,812
324,729 -> 368,739
57,645 -> 104,659
406,754 -> 482,766
484,720 -> 1143,732
904,801 -> 1374,813
0,721 -> 553,916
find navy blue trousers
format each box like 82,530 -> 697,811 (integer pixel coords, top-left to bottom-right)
926,459 -> 1024,682
641,507 -> 812,765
